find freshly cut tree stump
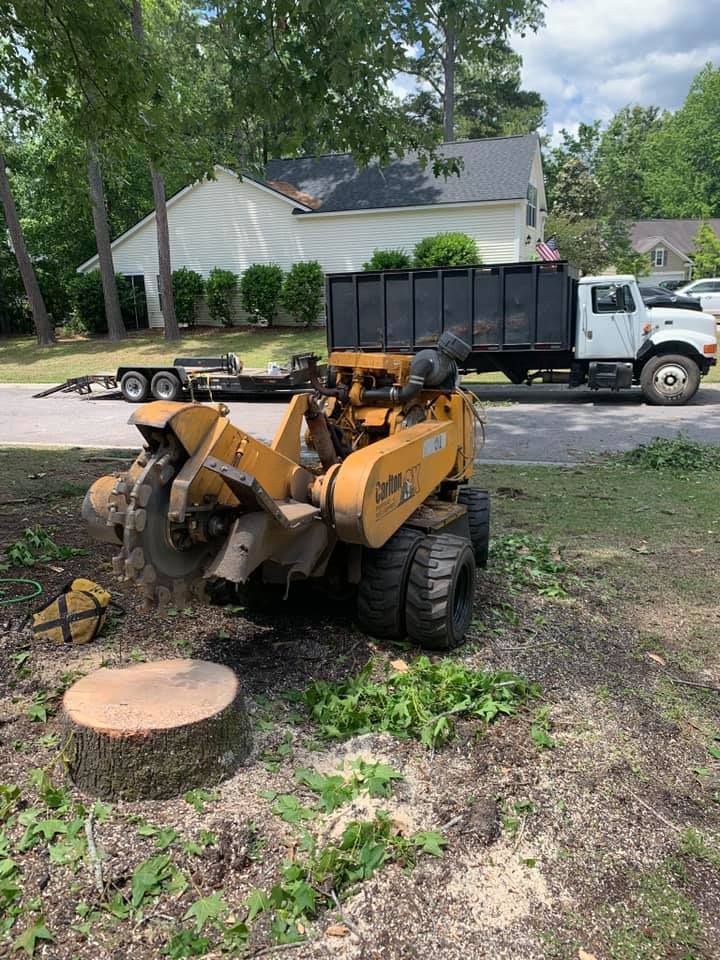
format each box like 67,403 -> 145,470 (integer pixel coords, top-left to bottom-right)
62,659 -> 252,800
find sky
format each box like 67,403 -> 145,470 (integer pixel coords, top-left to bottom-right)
514,0 -> 720,142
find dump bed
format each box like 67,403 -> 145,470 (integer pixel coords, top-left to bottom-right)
325,261 -> 578,364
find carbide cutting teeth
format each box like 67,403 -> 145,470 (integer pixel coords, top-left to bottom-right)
128,547 -> 145,570
133,508 -> 147,531
135,484 -> 152,508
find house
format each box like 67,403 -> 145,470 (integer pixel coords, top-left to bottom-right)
631,219 -> 720,284
77,134 -> 546,329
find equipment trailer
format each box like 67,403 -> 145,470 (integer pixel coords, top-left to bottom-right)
326,261 -> 717,405
117,351 -> 323,403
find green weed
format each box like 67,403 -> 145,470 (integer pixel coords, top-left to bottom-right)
303,656 -> 539,748
490,534 -> 570,598
621,435 -> 720,472
3,527 -> 86,568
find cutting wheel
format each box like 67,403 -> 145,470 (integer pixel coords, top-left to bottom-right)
110,446 -> 216,609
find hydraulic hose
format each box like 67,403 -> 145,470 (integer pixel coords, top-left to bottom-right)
363,349 -> 452,403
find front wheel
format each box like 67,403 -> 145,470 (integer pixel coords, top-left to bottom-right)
405,534 -> 476,650
640,354 -> 700,405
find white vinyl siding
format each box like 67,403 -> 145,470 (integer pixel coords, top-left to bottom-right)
80,167 -> 524,328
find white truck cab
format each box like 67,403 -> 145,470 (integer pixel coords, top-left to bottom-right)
575,275 -> 717,404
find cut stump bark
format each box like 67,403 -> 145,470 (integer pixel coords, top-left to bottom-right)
62,659 -> 252,800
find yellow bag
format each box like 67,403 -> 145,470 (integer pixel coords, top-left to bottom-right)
31,578 -> 111,645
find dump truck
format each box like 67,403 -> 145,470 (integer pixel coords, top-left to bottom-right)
326,261 -> 718,405
116,352 -> 322,403
84,331 -> 488,650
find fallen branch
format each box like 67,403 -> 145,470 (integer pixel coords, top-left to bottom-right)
84,810 -> 104,894
663,674 -> 720,694
80,456 -> 134,463
440,813 -> 464,831
329,889 -> 363,941
625,787 -> 681,834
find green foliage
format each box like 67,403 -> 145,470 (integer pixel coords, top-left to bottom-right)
551,158 -> 601,221
292,759 -> 403,813
621,435 -> 720,472
614,249 -> 652,277
304,656 -> 539,747
530,705 -> 555,750
240,264 -> 284,327
3,527 -> 85,569
131,854 -> 174,909
66,272 -> 134,336
205,269 -> 237,328
183,892 -> 228,933
12,919 -> 53,957
183,788 -> 218,814
280,261 -> 324,327
691,223 -> 720,278
490,534 -> 569,598
413,232 -> 480,268
171,269 -> 205,329
363,249 -> 412,271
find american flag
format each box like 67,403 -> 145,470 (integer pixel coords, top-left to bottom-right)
536,236 -> 561,261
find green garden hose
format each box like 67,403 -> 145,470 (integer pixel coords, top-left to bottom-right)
0,578 -> 43,605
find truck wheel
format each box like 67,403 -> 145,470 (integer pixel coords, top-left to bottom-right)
457,487 -> 490,567
120,371 -> 150,403
357,526 -> 425,640
151,371 -> 182,401
640,354 -> 700,405
405,534 -> 476,650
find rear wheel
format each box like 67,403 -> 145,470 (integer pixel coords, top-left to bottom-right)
151,371 -> 182,401
356,526 -> 425,640
457,487 -> 490,567
640,354 -> 700,405
120,370 -> 149,403
405,534 -> 475,650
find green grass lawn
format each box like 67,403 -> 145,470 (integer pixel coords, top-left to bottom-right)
0,327 -> 328,383
1,327 -> 718,386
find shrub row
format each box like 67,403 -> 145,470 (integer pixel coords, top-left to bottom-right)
175,261 -> 324,329
363,232 -> 481,271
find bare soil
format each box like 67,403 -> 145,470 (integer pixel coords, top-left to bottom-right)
0,449 -> 718,960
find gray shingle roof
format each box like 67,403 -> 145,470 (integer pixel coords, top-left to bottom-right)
632,219 -> 720,256
264,134 -> 538,214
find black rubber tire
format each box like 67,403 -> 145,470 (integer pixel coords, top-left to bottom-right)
457,487 -> 490,567
356,526 -> 425,640
120,370 -> 150,403
405,533 -> 476,651
151,370 -> 182,401
640,354 -> 701,405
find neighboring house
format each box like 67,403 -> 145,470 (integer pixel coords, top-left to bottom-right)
631,219 -> 720,284
77,134 -> 546,329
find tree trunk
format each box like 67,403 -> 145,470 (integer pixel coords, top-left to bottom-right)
442,28 -> 456,143
87,146 -> 126,341
0,153 -> 55,345
62,659 -> 252,800
130,0 -> 179,341
152,167 -> 180,340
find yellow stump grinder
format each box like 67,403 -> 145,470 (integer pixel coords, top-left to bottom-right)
83,332 -> 489,649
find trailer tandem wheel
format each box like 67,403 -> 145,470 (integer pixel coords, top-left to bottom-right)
356,526 -> 425,640
120,370 -> 150,403
151,371 -> 182,401
405,533 -> 476,650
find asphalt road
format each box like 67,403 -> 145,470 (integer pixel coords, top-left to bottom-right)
2,382 -> 720,464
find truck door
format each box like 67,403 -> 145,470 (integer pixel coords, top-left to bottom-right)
579,283 -> 640,359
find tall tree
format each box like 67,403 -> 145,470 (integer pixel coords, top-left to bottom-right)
87,143 -> 125,339
399,1 -> 545,141
0,151 -> 55,344
130,1 -> 179,340
595,105 -> 661,221
403,42 -> 545,141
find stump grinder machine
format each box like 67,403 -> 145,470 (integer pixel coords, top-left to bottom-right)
83,332 -> 489,649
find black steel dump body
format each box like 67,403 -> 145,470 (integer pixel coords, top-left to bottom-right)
325,261 -> 578,369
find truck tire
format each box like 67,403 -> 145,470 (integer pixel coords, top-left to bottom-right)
640,354 -> 700,405
356,526 -> 425,640
151,371 -> 182,401
120,371 -> 150,403
405,534 -> 476,650
457,487 -> 490,567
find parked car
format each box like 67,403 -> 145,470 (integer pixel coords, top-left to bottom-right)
658,279 -> 686,291
639,284 -> 704,312
677,278 -> 720,317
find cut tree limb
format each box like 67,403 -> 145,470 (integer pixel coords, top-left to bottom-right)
63,659 -> 252,800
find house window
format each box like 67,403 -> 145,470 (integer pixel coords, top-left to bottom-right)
652,247 -> 667,268
526,184 -> 537,228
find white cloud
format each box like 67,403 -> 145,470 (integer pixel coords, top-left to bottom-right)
515,0 -> 720,134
